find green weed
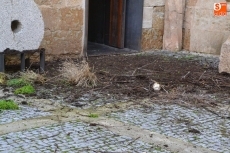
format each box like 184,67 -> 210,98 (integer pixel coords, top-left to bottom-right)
88,113 -> 99,118
0,100 -> 19,110
178,55 -> 197,61
7,78 -> 30,87
14,85 -> 35,95
155,146 -> 162,151
193,136 -> 200,141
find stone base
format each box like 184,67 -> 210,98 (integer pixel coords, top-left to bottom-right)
219,37 -> 230,73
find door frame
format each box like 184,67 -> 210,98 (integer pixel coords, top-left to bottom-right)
82,0 -> 89,57
83,0 -> 144,56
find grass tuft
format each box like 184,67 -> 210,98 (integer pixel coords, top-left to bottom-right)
20,70 -> 46,84
0,100 -> 19,110
88,114 -> 99,118
0,73 -> 7,84
14,85 -> 35,95
60,60 -> 97,87
7,78 -> 29,87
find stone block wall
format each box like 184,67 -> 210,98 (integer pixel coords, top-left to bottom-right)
182,0 -> 197,51
34,0 -> 84,55
141,0 -> 165,51
32,0 -> 230,56
163,0 -> 185,51
188,0 -> 230,54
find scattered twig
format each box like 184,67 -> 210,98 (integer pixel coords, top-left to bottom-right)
139,69 -> 154,73
202,107 -> 230,119
40,132 -> 61,140
198,71 -> 206,81
158,65 -> 164,71
127,136 -> 141,146
113,81 -> 135,83
161,85 -> 169,94
89,97 -> 101,102
132,60 -> 156,75
181,71 -> 190,80
110,75 -> 117,81
45,74 -> 63,82
211,77 -> 221,89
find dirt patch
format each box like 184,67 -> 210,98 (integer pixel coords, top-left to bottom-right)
4,52 -> 230,112
51,54 -> 227,90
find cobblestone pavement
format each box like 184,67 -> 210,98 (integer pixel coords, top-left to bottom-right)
0,121 -> 172,153
0,106 -> 50,125
110,104 -> 230,153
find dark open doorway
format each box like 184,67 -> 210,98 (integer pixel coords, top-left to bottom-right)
87,0 -> 143,55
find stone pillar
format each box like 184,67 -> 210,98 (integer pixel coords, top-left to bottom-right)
141,0 -> 165,51
163,0 -> 185,51
219,37 -> 230,73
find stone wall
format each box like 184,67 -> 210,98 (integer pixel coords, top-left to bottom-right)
163,0 -> 228,53
189,0 -> 230,55
182,0 -> 196,51
141,0 -> 165,51
33,0 -> 230,56
34,0 -> 84,55
163,0 -> 185,51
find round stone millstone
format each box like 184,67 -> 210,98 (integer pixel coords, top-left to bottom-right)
0,0 -> 13,51
0,0 -> 44,52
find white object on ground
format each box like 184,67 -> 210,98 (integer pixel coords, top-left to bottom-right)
153,82 -> 161,91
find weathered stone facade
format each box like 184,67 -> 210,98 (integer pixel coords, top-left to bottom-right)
142,0 -> 165,51
142,0 -> 230,55
34,0 -> 84,55
163,0 -> 185,51
32,0 -> 230,57
189,0 -> 230,55
219,37 -> 230,73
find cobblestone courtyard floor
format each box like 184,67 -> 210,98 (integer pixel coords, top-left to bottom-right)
0,121 -> 171,153
0,99 -> 229,153
110,104 -> 230,153
1,51 -> 230,153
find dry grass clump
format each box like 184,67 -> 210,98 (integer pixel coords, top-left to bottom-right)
60,60 -> 97,87
0,73 -> 7,84
20,70 -> 46,84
